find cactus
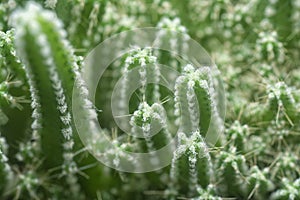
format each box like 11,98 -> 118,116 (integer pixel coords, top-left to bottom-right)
9,2 -> 90,198
0,0 -> 299,199
169,131 -> 213,198
271,178 -> 300,200
215,146 -> 248,198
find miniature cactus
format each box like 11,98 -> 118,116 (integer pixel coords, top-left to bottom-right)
169,131 -> 213,197
215,146 -> 248,198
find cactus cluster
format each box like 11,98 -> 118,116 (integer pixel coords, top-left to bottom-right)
0,0 -> 299,199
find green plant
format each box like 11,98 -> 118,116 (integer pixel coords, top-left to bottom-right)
0,0 -> 299,199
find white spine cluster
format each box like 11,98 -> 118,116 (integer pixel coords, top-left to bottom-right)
10,4 -> 43,154
187,79 -> 199,131
174,76 -> 184,126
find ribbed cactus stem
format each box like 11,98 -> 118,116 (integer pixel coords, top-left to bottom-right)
226,121 -> 249,153
0,29 -> 43,155
216,147 -> 248,197
174,76 -> 194,132
174,64 -> 220,138
187,144 -> 199,193
119,47 -> 157,117
256,31 -> 285,63
169,131 -> 213,197
265,81 -> 299,124
10,2 -> 85,196
186,79 -> 200,131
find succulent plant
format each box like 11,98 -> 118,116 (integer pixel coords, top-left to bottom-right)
0,0 -> 299,199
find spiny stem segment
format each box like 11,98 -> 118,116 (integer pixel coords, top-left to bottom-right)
169,131 -> 213,198
10,2 -> 90,198
174,64 -> 223,145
